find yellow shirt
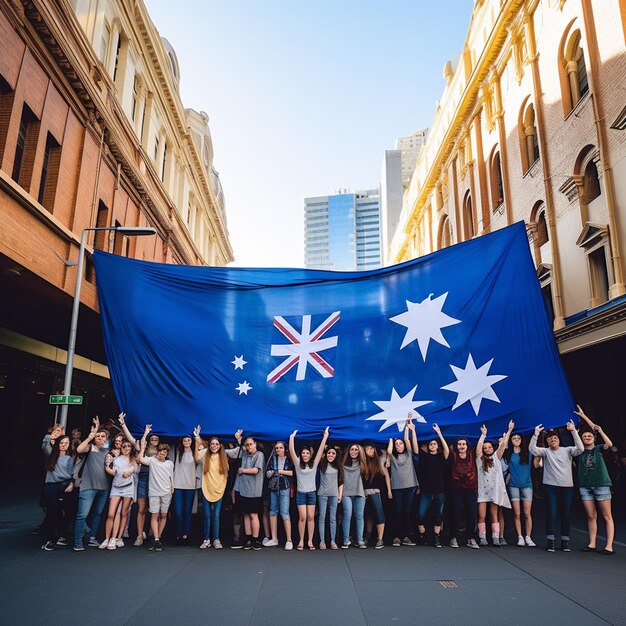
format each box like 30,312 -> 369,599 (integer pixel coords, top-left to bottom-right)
201,452 -> 228,502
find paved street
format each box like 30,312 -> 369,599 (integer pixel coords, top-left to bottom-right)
1,494 -> 625,625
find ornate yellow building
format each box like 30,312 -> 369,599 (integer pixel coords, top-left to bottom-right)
389,0 -> 626,428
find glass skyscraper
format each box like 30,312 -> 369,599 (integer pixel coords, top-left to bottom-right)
304,189 -> 381,271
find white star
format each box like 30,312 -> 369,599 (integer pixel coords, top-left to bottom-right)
441,354 -> 507,415
235,381 -> 253,395
231,355 -> 247,370
366,386 -> 432,432
389,292 -> 461,360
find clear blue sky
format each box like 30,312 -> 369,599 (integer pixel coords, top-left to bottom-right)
144,0 -> 473,267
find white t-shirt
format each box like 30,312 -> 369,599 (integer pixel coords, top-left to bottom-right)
112,456 -> 136,489
141,457 -> 174,496
173,450 -> 197,490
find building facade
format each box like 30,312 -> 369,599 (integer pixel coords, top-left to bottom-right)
395,128 -> 429,189
304,189 -> 381,271
380,149 -> 403,265
388,0 -> 626,435
0,0 -> 233,478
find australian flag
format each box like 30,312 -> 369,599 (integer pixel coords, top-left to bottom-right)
93,222 -> 573,441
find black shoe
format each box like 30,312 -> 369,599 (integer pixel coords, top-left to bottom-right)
154,540 -> 163,552
579,546 -> 596,552
546,539 -> 555,553
561,540 -> 570,552
433,534 -> 442,548
243,539 -> 253,550
230,539 -> 243,549
252,540 -> 262,551
417,533 -> 426,546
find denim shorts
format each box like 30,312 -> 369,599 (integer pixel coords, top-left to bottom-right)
269,489 -> 291,519
508,486 -> 533,502
137,472 -> 149,499
579,485 -> 612,501
296,491 -> 316,506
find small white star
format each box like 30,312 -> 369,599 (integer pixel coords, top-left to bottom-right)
231,355 -> 247,370
390,292 -> 461,360
441,354 -> 507,415
235,381 -> 253,395
366,386 -> 432,432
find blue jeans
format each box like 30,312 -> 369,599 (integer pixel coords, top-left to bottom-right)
544,484 -> 574,540
342,495 -> 365,544
201,494 -> 223,541
365,491 -> 385,524
269,489 -> 290,519
318,495 -> 338,543
449,489 -> 478,541
392,487 -> 415,538
417,492 -> 445,527
174,489 -> 195,537
74,488 -> 109,547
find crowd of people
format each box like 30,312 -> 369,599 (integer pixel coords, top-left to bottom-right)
38,406 -> 618,556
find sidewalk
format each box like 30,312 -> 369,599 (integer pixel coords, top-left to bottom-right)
1,493 -> 624,625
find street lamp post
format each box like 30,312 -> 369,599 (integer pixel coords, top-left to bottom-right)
58,226 -> 156,429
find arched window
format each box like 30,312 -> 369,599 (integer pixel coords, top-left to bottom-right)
560,27 -> 589,116
437,214 -> 452,250
536,211 -> 548,248
463,191 -> 474,240
489,149 -> 504,211
519,100 -> 540,173
582,160 -> 601,204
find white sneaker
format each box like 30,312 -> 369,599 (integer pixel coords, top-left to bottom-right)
212,539 -> 223,550
199,539 -> 211,550
107,539 -> 117,550
263,538 -> 278,547
116,539 -> 124,548
98,540 -> 109,550
284,541 -> 293,551
525,536 -> 536,547
517,536 -> 525,547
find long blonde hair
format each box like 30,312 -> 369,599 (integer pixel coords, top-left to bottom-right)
203,437 -> 229,476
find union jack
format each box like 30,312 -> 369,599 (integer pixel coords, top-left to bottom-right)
266,311 -> 340,383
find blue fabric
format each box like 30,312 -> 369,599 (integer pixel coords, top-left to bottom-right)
508,452 -> 533,488
93,222 -> 573,441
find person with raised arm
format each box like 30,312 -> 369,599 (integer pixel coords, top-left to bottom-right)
193,426 -> 230,550
264,440 -> 294,549
476,421 -> 513,547
416,423 -> 449,548
289,427 -> 329,550
73,417 -> 111,551
386,414 -> 418,547
529,419 -> 584,552
574,406 -> 616,555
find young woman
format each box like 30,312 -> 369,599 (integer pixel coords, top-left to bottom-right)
40,435 -> 74,551
230,432 -> 265,550
386,418 -> 418,547
363,442 -> 391,549
416,423 -> 449,548
574,406 -> 615,555
264,440 -> 294,550
318,446 -> 343,550
289,427 -> 329,550
341,443 -> 367,549
102,440 -> 138,550
529,420 -> 583,552
476,422 -> 513,547
118,413 -> 158,546
193,426 -> 229,550
504,432 -> 535,547
105,434 -> 123,466
448,438 -> 479,549
172,434 -> 197,545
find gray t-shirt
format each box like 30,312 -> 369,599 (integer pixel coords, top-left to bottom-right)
233,450 -> 265,498
529,431 -> 583,487
342,463 -> 364,497
81,446 -> 111,491
45,455 -> 74,483
141,457 -> 174,496
317,465 -> 339,497
295,461 -> 319,494
389,452 -> 418,489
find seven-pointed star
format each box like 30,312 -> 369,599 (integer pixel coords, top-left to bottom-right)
231,355 -> 247,370
235,381 -> 253,395
389,292 -> 461,360
366,386 -> 432,432
441,354 -> 507,415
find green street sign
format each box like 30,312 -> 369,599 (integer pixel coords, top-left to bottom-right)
49,395 -> 83,405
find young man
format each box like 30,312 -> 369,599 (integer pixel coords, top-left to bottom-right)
138,428 -> 174,552
73,418 -> 112,551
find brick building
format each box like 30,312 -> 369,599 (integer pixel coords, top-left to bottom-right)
388,0 -> 626,437
0,0 -> 233,479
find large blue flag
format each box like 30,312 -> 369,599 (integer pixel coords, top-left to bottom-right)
93,222 -> 573,441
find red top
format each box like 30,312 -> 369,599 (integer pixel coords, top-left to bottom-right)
448,451 -> 477,491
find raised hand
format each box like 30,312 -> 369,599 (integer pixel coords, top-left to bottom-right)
508,420 -> 515,431
143,424 -> 152,437
573,405 -> 586,418
193,425 -> 201,438
534,424 -> 544,436
480,424 -> 487,436
432,423 -> 441,435
566,419 -> 575,431
118,412 -> 126,425
290,429 -> 298,438
234,429 -> 243,441
324,426 -> 330,436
